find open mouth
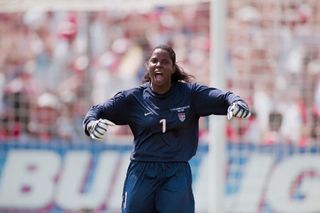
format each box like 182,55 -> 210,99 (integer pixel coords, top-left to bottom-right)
154,72 -> 164,82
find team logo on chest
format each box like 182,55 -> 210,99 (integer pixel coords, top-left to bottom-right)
178,112 -> 186,122
170,105 -> 190,122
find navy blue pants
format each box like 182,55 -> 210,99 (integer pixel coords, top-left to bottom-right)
121,161 -> 194,213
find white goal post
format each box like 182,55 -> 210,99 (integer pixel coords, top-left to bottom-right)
0,0 -> 209,12
209,0 -> 227,213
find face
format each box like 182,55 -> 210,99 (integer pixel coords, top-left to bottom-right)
147,48 -> 175,93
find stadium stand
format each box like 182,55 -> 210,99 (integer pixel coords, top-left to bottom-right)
0,1 -> 319,145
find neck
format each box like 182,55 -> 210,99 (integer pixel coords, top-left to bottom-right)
150,82 -> 171,94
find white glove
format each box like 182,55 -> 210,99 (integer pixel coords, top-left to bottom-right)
87,119 -> 115,140
227,100 -> 251,120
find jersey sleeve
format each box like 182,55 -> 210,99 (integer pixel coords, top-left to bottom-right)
191,83 -> 242,116
83,91 -> 130,136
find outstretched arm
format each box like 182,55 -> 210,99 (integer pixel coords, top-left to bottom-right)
83,91 -> 130,140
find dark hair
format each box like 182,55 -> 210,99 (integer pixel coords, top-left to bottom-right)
142,45 -> 194,83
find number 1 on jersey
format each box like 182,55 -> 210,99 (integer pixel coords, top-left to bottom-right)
160,119 -> 166,133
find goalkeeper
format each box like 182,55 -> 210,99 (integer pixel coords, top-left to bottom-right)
83,45 -> 250,213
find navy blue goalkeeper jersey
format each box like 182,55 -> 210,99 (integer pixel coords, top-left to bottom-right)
83,82 -> 241,162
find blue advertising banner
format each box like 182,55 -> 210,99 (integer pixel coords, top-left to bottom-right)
0,142 -> 319,213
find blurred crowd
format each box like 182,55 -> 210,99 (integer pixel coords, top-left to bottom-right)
0,0 -> 319,145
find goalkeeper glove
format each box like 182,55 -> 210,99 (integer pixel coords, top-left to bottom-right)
87,119 -> 115,140
227,100 -> 251,120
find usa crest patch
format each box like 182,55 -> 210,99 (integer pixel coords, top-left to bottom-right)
178,113 -> 186,122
